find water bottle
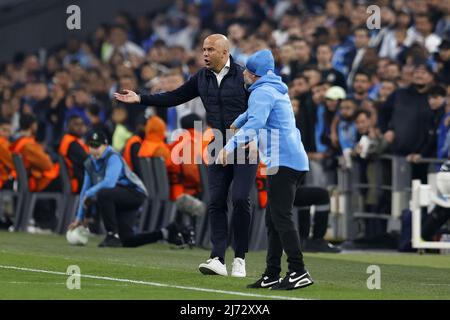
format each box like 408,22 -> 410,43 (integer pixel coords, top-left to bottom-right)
440,234 -> 450,255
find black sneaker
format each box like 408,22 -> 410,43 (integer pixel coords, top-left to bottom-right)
303,239 -> 341,253
181,226 -> 196,248
270,271 -> 314,290
98,234 -> 122,247
247,274 -> 281,289
166,222 -> 185,247
0,217 -> 13,230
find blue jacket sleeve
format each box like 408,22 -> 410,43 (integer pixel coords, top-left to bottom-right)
140,72 -> 199,107
232,111 -> 249,129
84,155 -> 123,199
76,171 -> 91,220
224,88 -> 273,152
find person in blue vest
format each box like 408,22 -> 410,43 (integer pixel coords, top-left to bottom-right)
217,49 -> 314,290
68,130 -> 190,248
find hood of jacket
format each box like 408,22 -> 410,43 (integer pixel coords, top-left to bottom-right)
144,115 -> 166,142
248,72 -> 288,95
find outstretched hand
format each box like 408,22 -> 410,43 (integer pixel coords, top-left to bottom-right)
113,89 -> 140,104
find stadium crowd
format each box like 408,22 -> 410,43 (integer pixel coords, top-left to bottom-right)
1,0 -> 450,248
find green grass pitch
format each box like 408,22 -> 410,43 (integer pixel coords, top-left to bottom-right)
0,230 -> 449,300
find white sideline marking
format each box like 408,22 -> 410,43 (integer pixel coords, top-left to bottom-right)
0,265 -> 308,300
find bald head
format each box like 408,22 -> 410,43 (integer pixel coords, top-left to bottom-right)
203,34 -> 230,73
205,34 -> 230,51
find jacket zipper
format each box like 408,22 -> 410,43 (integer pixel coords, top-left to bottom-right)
218,72 -> 232,144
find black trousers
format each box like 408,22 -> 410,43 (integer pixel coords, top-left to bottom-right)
96,185 -> 164,247
34,177 -> 62,229
422,205 -> 450,240
208,162 -> 258,261
295,186 -> 330,240
265,166 -> 306,276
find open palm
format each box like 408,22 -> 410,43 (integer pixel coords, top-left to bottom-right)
113,89 -> 140,104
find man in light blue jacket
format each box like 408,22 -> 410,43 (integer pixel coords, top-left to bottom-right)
217,49 -> 314,290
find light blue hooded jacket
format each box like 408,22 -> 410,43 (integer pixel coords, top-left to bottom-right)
224,72 -> 309,172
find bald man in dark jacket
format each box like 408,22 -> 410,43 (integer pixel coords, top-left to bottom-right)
115,34 -> 258,277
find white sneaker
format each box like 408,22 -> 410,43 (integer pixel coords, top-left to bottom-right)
199,257 -> 228,276
231,258 -> 246,277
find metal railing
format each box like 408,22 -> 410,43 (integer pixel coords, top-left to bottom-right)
333,154 -> 446,241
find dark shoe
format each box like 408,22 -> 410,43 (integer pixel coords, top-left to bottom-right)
303,239 -> 341,253
0,217 -> 13,230
247,274 -> 281,289
166,222 -> 185,247
98,234 -> 122,247
181,226 -> 196,248
270,271 -> 314,290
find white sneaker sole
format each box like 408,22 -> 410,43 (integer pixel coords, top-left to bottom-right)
198,264 -> 228,276
231,272 -> 246,278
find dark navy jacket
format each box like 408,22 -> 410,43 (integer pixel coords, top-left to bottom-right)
140,56 -> 248,140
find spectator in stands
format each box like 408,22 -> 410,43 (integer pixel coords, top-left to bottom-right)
65,87 -> 91,127
427,85 -> 450,159
316,43 -> 347,90
331,16 -> 355,76
289,75 -> 310,99
405,13 -> 442,54
48,82 -> 68,148
349,70 -> 372,106
381,63 -> 434,182
345,27 -> 371,88
335,99 -> 358,158
138,115 -> 170,161
377,80 -> 397,103
63,36 -> 94,69
24,82 -> 51,144
323,86 -> 346,153
10,114 -> 61,230
111,105 -> 132,152
302,65 -> 322,88
290,37 -> 313,77
0,116 -> 14,191
101,24 -> 145,63
122,114 -> 146,176
0,117 -> 14,229
86,103 -> 112,144
435,1 -> 450,38
168,114 -> 203,203
385,61 -> 402,82
422,85 -> 447,159
436,39 -> 450,85
379,9 -> 410,60
168,114 -> 206,234
278,43 -> 295,82
58,115 -> 89,194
